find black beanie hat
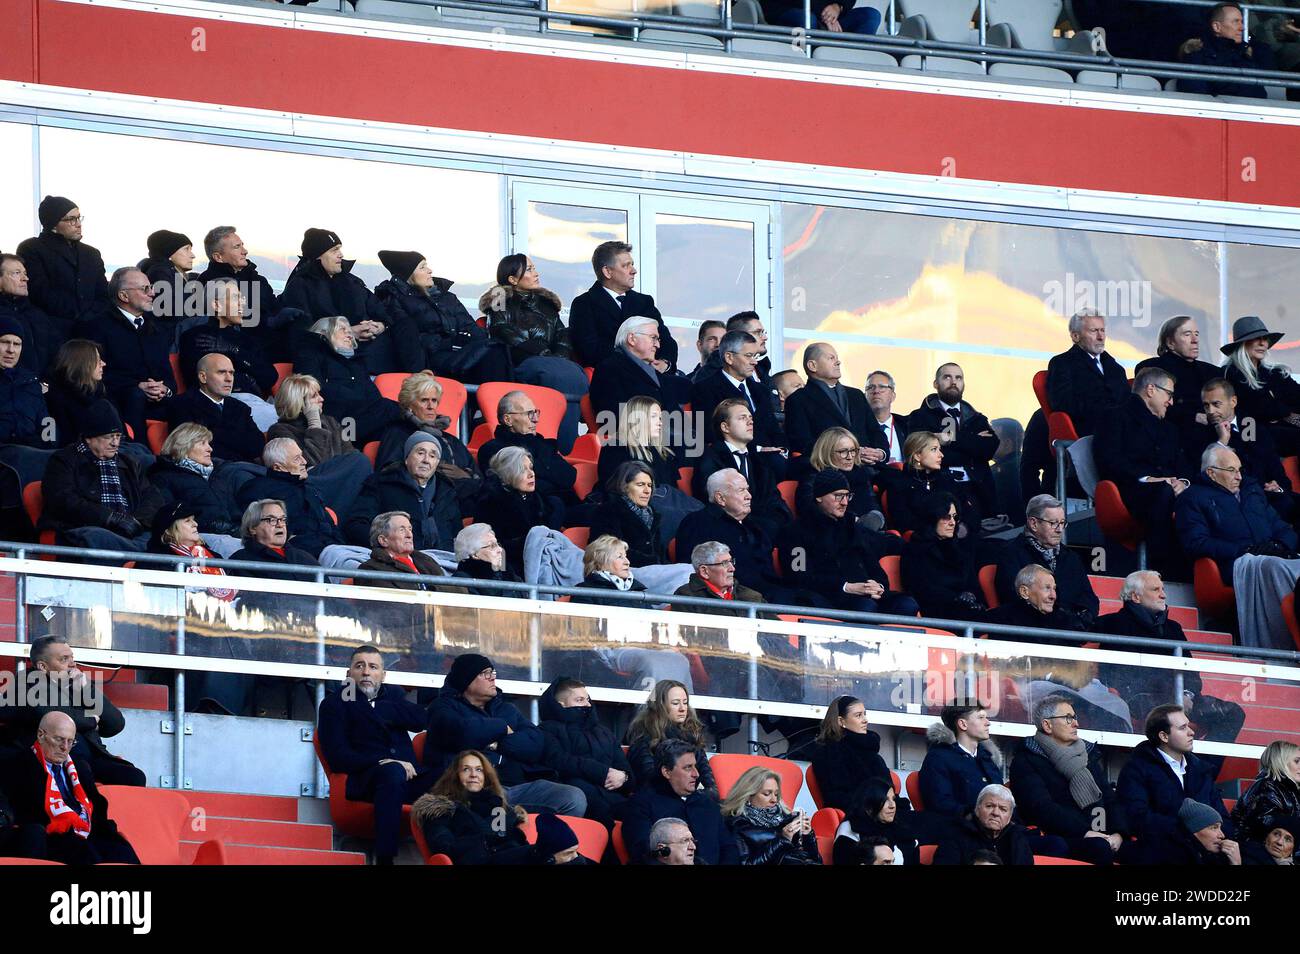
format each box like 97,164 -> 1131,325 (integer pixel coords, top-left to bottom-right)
0,316 -> 25,341
301,228 -> 343,261
38,196 -> 77,231
378,250 -> 425,282
149,500 -> 198,551
534,813 -> 580,859
811,468 -> 851,499
147,229 -> 193,262
445,653 -> 493,694
79,400 -> 123,439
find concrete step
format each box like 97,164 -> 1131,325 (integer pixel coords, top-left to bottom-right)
180,842 -> 365,865
197,816 -> 333,850
187,791 -> 301,823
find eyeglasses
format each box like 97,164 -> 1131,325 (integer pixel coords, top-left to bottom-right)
938,513 -> 958,522
1046,714 -> 1079,724
865,384 -> 895,392
258,515 -> 288,526
1209,465 -> 1243,476
829,491 -> 854,502
1031,518 -> 1067,530
478,668 -> 498,679
1153,385 -> 1175,397
59,215 -> 85,225
833,448 -> 858,458
702,559 -> 735,568
740,352 -> 761,360
508,409 -> 541,420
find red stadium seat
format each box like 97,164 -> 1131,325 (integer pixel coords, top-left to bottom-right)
1033,855 -> 1092,865
777,479 -> 798,516
905,771 -> 924,811
435,377 -> 469,438
572,460 -> 599,499
1094,480 -> 1146,562
978,564 -> 1000,609
1192,556 -> 1235,623
0,858 -> 65,865
890,769 -> 901,795
146,419 -> 170,455
804,763 -> 825,809
919,844 -> 937,865
520,813 -> 609,862
170,352 -> 186,395
811,806 -> 844,838
880,554 -> 903,592
676,466 -> 694,496
101,785 -> 225,865
611,820 -> 629,864
1032,369 -> 1051,415
1285,456 -> 1300,494
709,753 -> 804,803
411,731 -> 426,763
21,481 -> 56,559
467,422 -> 493,459
562,527 -> 591,548
816,834 -> 835,865
580,392 -> 601,438
374,373 -> 411,401
313,733 -> 411,842
476,382 -> 566,441
271,362 -> 293,397
1284,593 -> 1300,651
1046,410 -> 1078,444
362,441 -> 379,466
568,433 -> 602,464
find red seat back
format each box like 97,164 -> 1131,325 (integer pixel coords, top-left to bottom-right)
978,564 -> 1000,609
520,812 -> 609,863
476,382 -> 566,440
562,527 -> 591,549
271,362 -> 293,396
1094,480 -> 1143,550
611,820 -> 629,864
101,785 -> 191,865
1283,593 -> 1300,650
905,771 -> 924,811
1032,369 -> 1051,415
804,763 -> 825,809
709,753 -> 804,804
879,554 -> 903,593
777,479 -> 798,516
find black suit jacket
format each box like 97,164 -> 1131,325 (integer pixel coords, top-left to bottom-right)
690,369 -> 782,448
568,282 -> 676,370
1180,419 -> 1288,489
589,348 -> 682,420
689,440 -> 791,540
1094,393 -> 1188,493
1046,346 -> 1129,438
167,389 -> 265,463
782,379 -> 872,455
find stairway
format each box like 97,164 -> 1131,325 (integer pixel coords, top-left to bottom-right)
178,791 -> 366,865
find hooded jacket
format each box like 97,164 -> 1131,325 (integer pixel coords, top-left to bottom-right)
538,681 -> 635,796
480,285 -> 571,366
412,790 -> 530,866
918,722 -> 1004,819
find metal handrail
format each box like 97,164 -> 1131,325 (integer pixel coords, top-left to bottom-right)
4,539 -> 1296,664
341,0 -> 1300,89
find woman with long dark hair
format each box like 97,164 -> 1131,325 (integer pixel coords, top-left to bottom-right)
45,339 -> 108,447
810,694 -> 893,812
901,492 -> 985,621
833,776 -> 919,865
412,750 -> 531,865
625,679 -> 717,796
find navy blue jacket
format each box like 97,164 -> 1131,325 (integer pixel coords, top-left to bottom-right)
1115,739 -> 1233,841
0,366 -> 50,447
1175,474 -> 1297,584
538,684 -> 634,794
1181,31 -> 1273,99
84,308 -> 177,402
424,689 -> 554,787
316,683 -> 426,798
623,777 -> 740,865
343,462 -> 461,552
235,468 -> 342,557
0,292 -> 71,377
918,738 -> 1004,819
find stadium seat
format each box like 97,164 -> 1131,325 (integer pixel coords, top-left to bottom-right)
1284,456 -> 1300,494
988,62 -> 1073,84
900,54 -> 985,73
146,419 -> 170,455
1066,435 -> 1099,498
919,843 -> 937,864
1192,556 -> 1234,623
428,853 -> 453,865
170,353 -> 186,395
563,526 -> 591,548
639,29 -> 724,50
568,432 -> 602,464
978,563 -> 1000,609
362,441 -> 379,466
271,362 -> 293,396
710,753 -> 804,803
1046,410 -> 1078,445
905,770 -> 924,811
435,377 -> 469,438
731,37 -> 808,59
313,733 -> 411,842
1031,369 -> 1051,415
101,785 -> 226,865
21,481 -> 56,558
898,0 -> 978,41
354,0 -> 443,21
889,769 -> 901,795
611,820 -> 629,864
475,382 -> 566,441
1094,480 -> 1146,568
816,833 -> 835,865
811,46 -> 900,68
880,554 -> 902,592
580,392 -> 601,438
374,372 -> 410,402
467,422 -> 492,459
804,763 -> 825,808
520,812 -> 609,862
0,858 -> 65,865
731,0 -> 764,23
1033,855 -> 1092,865
1075,70 -> 1162,91
984,0 -> 1061,51
777,479 -> 798,515
1283,593 -> 1300,651
572,460 -> 599,499
677,466 -> 694,495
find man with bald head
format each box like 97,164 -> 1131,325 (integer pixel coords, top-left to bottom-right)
1177,444 -> 1298,586
782,341 -> 873,455
1,711 -> 139,863
167,352 -> 266,462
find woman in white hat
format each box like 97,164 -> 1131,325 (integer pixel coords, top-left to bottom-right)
1222,315 -> 1300,455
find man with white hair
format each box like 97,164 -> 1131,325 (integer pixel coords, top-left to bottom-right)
450,523 -> 520,593
995,494 -> 1099,628
167,352 -> 266,462
589,315 -> 684,421
235,437 -> 342,556
1096,570 -> 1244,743
177,277 -> 279,428
645,817 -> 696,865
983,564 -> 1091,645
1045,310 -> 1128,439
671,540 -> 767,616
934,783 -> 1035,865
689,399 -> 793,539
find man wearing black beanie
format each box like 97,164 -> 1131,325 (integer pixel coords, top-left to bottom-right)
425,652 -> 588,819
16,196 -> 112,324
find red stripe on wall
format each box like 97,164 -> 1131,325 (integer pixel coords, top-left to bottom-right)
4,0 -> 1300,209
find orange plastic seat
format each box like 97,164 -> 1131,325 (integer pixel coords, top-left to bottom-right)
313,733 -> 412,842
805,763 -> 826,809
1032,369 -> 1051,415
905,771 -> 924,811
374,373 -> 411,402
676,466 -> 694,496
777,479 -> 798,516
1285,455 -> 1300,494
919,844 -> 937,865
1033,855 -> 1092,865
611,820 -> 629,864
271,362 -> 293,396
476,382 -> 566,441
101,785 -> 225,865
362,441 -> 379,466
810,806 -> 844,838
568,432 -> 602,464
879,554 -> 903,592
1193,556 -> 1235,623
572,460 -> 599,499
978,563 -> 1000,609
170,353 -> 186,395
709,753 -> 804,803
145,419 -> 170,455
562,527 -> 591,548
21,481 -> 56,559
1094,479 -> 1146,558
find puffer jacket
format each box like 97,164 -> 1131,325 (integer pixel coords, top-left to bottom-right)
1231,773 -> 1300,843
412,791 -> 530,866
728,813 -> 821,866
479,285 -> 572,365
375,275 -> 484,358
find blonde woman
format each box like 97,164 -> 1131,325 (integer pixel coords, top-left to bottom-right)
146,421 -> 243,555
266,373 -> 354,467
889,429 -> 980,534
1222,316 -> 1300,455
795,425 -> 883,525
597,395 -> 700,541
1231,740 -> 1300,844
721,765 -> 819,866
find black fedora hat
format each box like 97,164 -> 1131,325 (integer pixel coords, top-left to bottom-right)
1221,316 -> 1284,355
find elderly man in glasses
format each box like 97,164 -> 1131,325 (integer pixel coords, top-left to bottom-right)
995,494 -> 1099,629
16,196 -> 111,324
477,389 -> 577,504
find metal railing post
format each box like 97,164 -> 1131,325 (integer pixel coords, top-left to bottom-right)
1173,644 -> 1186,704
529,585 -> 541,723
1054,440 -> 1069,546
977,0 -> 986,45
747,605 -> 760,752
14,548 -> 26,651
538,0 -> 548,34
887,0 -> 895,35
315,570 -> 328,798
174,608 -> 186,791
962,626 -> 978,704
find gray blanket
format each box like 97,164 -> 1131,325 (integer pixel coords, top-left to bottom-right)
1232,553 -> 1300,652
522,526 -> 693,600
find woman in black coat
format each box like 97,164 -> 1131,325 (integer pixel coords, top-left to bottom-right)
374,251 -> 510,384
1223,321 -> 1300,455
810,695 -> 894,812
538,677 -> 635,827
450,522 -> 522,597
721,766 -> 820,866
901,492 -> 985,621
588,461 -> 667,567
833,776 -> 920,866
1230,741 -> 1300,844
45,339 -> 109,447
412,750 -> 531,865
291,317 -> 402,444
475,447 -> 565,577
625,679 -> 717,796
888,430 -> 981,535
146,423 -> 241,538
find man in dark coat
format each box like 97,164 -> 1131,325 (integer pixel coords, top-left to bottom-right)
1095,570 -> 1245,744
0,315 -> 51,448
86,267 -> 176,441
1135,316 -> 1223,444
315,645 -> 435,864
995,494 -> 1099,628
538,677 -> 635,828
40,400 -> 164,551
1180,2 -> 1274,98
0,252 -> 71,377
344,433 -> 460,553
689,330 -> 783,451
933,784 -> 1035,866
782,342 -> 873,455
689,398 -> 792,539
1116,703 -> 1235,849
1094,367 -> 1192,572
568,240 -> 676,371
279,228 -> 419,376
918,704 -> 1003,821
15,196 -> 110,324
776,469 -> 918,615
2,711 -> 140,864
907,363 -> 1000,515
424,653 -> 587,817
622,738 -> 740,865
588,316 -> 683,421
1009,694 -> 1126,864
983,564 -> 1090,647
1129,798 -> 1243,866
1045,311 -> 1129,439
1175,445 -> 1298,586
0,635 -> 145,787
177,279 -> 277,399
197,226 -> 289,360
235,438 -> 342,557
167,353 -> 266,463
228,499 -> 320,576
477,389 -> 577,502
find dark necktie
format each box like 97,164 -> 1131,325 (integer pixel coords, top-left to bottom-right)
1093,356 -> 1104,376
734,450 -> 748,479
738,379 -> 754,411
616,294 -> 626,312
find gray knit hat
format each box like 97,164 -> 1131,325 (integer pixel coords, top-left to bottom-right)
403,431 -> 438,460
1178,798 -> 1222,834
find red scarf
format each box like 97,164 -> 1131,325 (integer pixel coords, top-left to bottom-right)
169,543 -> 237,602
390,553 -> 419,574
33,743 -> 93,838
702,579 -> 734,600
